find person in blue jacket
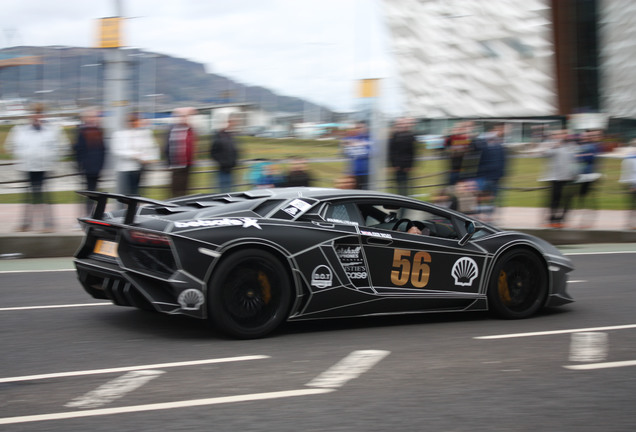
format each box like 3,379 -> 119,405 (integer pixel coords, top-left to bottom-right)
342,121 -> 371,189
575,130 -> 602,215
474,123 -> 507,221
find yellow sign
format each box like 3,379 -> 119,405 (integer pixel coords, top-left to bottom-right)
97,17 -> 123,48
358,79 -> 380,98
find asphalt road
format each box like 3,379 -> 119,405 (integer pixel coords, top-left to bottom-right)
1,246 -> 636,431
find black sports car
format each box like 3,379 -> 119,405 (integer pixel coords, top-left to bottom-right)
74,187 -> 574,339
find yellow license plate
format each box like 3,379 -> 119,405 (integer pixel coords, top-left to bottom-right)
94,239 -> 118,258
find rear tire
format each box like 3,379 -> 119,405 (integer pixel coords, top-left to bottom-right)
487,249 -> 548,319
207,249 -> 291,339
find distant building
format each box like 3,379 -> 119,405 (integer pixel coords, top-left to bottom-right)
384,0 -> 636,130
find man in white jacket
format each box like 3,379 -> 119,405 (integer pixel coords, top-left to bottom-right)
110,113 -> 159,199
540,129 -> 579,228
5,103 -> 69,232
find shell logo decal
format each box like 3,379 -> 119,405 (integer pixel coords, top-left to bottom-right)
178,289 -> 205,310
451,257 -> 479,287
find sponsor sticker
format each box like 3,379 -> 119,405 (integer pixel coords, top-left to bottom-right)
326,218 -> 359,225
282,199 -> 312,217
336,246 -> 361,260
311,265 -> 333,289
345,266 -> 368,280
451,257 -> 479,287
360,230 -> 392,239
174,218 -> 261,230
336,246 -> 368,280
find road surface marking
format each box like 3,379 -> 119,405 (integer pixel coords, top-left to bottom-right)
474,324 -> 636,340
567,280 -> 586,283
65,370 -> 164,409
0,356 -> 269,384
0,269 -> 75,274
0,388 -> 334,425
564,360 -> 636,370
563,251 -> 636,256
568,332 -> 608,362
306,350 -> 390,388
0,303 -> 111,312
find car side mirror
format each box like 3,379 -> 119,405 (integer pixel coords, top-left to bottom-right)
458,221 -> 476,246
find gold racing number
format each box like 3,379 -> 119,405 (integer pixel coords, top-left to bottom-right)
390,249 -> 431,288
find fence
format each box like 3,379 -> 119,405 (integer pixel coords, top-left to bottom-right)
0,157 -> 625,210
0,158 -> 553,196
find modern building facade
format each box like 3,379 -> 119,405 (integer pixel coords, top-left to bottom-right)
384,0 -> 636,124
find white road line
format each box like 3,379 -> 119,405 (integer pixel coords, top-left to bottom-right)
0,356 -> 270,384
65,370 -> 164,409
474,324 -> 636,340
0,388 -> 335,425
0,303 -> 111,312
0,269 -> 75,274
563,251 -> 636,256
568,332 -> 608,363
306,350 -> 390,389
564,360 -> 636,371
567,280 -> 587,284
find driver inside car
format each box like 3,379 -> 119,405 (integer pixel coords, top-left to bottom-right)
406,220 -> 431,236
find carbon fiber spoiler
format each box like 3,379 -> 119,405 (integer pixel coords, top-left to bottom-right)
77,191 -> 178,225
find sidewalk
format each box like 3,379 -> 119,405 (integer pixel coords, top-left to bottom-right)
0,203 -> 631,234
0,202 -> 634,258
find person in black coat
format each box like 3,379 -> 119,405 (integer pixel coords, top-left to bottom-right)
210,113 -> 240,193
388,117 -> 416,196
74,108 -> 106,216
285,156 -> 312,187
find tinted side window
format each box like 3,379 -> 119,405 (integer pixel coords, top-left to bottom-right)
324,203 -> 363,225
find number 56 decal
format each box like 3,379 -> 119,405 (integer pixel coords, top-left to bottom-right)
391,249 -> 431,288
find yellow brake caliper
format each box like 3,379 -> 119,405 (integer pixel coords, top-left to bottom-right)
498,270 -> 512,304
258,271 -> 272,304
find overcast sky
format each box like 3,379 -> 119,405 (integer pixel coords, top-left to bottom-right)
0,0 -> 402,113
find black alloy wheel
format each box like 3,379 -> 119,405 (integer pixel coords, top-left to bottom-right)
208,249 -> 291,339
487,249 -> 548,319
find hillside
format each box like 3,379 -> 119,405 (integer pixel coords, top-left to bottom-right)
0,46 -> 333,117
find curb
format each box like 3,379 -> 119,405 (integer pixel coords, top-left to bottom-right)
511,228 -> 636,246
0,233 -> 84,259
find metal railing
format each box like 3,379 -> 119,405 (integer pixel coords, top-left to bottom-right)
0,159 -> 620,201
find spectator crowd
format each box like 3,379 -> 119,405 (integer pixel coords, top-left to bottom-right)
3,103 -> 636,232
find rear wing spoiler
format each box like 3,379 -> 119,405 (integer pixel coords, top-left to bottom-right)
77,191 -> 177,225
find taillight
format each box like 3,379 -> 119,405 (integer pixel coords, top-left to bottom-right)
86,220 -> 112,226
129,230 -> 171,246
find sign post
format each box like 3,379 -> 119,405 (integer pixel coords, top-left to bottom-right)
357,78 -> 387,192
96,15 -> 129,146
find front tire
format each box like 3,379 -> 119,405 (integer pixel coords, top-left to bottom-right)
207,249 -> 291,339
487,249 -> 548,319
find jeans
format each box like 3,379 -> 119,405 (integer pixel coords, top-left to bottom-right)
21,171 -> 53,230
170,166 -> 191,198
117,171 -> 142,196
82,173 -> 100,216
217,170 -> 233,193
394,169 -> 410,196
548,181 -> 574,223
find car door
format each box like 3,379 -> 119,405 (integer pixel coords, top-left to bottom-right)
357,200 -> 489,311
